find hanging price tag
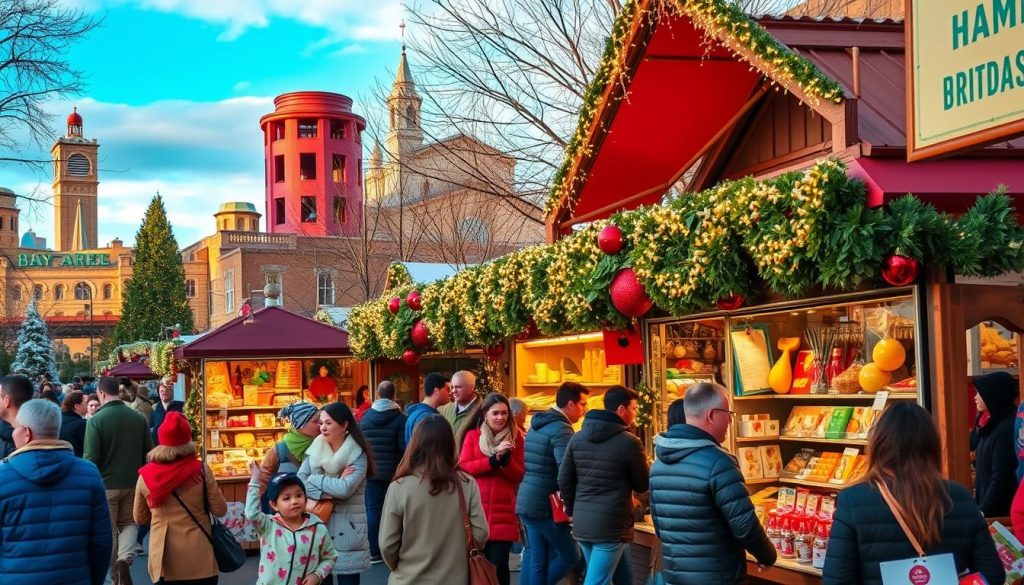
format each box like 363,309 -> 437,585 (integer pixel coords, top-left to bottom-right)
880,554 -> 958,584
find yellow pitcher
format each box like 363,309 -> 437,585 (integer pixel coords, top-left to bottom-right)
769,338 -> 802,394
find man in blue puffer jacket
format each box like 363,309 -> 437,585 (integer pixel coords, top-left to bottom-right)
650,383 -> 776,584
516,382 -> 589,585
0,398 -> 112,584
360,381 -> 407,563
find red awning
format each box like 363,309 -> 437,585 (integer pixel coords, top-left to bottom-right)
176,306 -> 350,359
563,10 -> 763,225
107,361 -> 158,380
849,158 -> 1024,213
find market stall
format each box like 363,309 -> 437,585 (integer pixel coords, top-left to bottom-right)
107,360 -> 160,381
175,306 -> 368,509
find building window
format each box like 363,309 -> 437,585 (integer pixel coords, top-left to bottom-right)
33,284 -> 43,300
422,180 -> 430,198
67,153 -> 91,176
10,286 -> 21,302
11,217 -> 15,232
54,284 -> 65,300
300,153 -> 317,180
221,219 -> 228,231
275,198 -> 286,225
0,217 -> 4,230
250,218 -> 258,231
301,197 -> 317,223
185,279 -> 196,298
224,270 -> 235,313
274,155 -> 285,183
460,217 -> 489,243
234,218 -> 242,230
357,159 -> 362,184
74,282 -> 91,300
102,283 -> 113,300
406,105 -> 417,129
265,272 -> 282,307
333,197 -> 348,224
317,272 -> 335,306
330,120 -> 345,140
332,154 -> 346,183
298,119 -> 317,138
272,123 -> 285,141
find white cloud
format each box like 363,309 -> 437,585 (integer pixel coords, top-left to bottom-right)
2,96 -> 276,249
232,81 -> 252,91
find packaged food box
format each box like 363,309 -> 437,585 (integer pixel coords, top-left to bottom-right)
805,493 -> 822,517
988,521 -> 1024,583
844,407 -> 872,439
750,486 -> 780,503
794,488 -> 810,514
824,407 -> 855,439
739,419 -> 766,437
790,350 -> 815,394
777,487 -> 797,513
849,455 -> 869,482
783,407 -> 830,437
819,493 -> 837,519
829,448 -> 861,484
737,447 -> 764,480
759,444 -> 783,478
765,420 -> 780,436
812,409 -> 835,437
782,449 -> 818,478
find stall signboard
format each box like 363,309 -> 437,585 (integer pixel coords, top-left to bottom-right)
906,0 -> 1024,160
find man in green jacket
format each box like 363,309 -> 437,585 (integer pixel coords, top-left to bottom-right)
438,370 -> 481,454
84,377 -> 153,585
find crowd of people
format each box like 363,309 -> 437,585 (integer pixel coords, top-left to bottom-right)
0,368 -> 1019,585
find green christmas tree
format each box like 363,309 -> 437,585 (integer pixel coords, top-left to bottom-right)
112,194 -> 194,345
11,299 -> 61,383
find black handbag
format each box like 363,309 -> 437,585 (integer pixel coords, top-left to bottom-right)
172,471 -> 245,573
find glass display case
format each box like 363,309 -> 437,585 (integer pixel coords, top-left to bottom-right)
513,332 -> 624,431
646,291 -> 923,576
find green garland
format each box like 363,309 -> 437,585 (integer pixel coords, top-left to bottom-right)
97,339 -> 183,378
384,262 -> 413,291
546,0 -> 845,217
635,377 -> 656,429
347,159 -> 1024,360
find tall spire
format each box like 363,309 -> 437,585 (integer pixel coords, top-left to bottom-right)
70,199 -> 88,250
394,20 -> 414,89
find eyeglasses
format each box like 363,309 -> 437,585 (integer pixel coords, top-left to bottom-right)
711,408 -> 737,420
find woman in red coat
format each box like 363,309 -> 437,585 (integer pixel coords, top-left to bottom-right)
460,392 -> 525,585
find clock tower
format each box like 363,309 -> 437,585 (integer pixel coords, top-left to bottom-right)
51,107 -> 99,251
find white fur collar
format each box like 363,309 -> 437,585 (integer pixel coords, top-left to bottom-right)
306,433 -> 363,475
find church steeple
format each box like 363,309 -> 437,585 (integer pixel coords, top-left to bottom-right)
386,21 -> 423,160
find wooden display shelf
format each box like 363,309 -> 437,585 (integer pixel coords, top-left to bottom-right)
207,406 -> 283,411
744,477 -> 779,485
779,477 -> 849,489
208,426 -> 287,432
734,393 -> 917,401
520,382 -> 618,389
213,475 -> 253,482
747,554 -> 821,578
778,436 -> 868,446
735,436 -> 780,443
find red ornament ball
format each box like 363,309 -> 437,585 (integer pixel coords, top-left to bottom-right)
388,296 -> 401,314
406,290 -> 422,311
881,254 -> 920,286
609,268 -> 653,317
171,331 -> 181,339
597,225 -> 624,255
484,344 -> 505,360
402,349 -> 421,366
716,293 -> 745,311
410,320 -> 430,347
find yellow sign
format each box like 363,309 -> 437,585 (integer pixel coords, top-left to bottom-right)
907,0 -> 1024,160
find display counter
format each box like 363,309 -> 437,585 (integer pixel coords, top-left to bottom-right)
640,289 -> 923,583
513,332 -> 624,429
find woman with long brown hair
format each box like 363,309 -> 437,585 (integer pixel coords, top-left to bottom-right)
822,402 -> 1004,584
380,414 -> 488,585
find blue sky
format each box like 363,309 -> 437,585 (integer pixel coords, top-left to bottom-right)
6,0 -> 406,248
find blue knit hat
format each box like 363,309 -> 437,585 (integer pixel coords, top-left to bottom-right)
278,401 -> 318,431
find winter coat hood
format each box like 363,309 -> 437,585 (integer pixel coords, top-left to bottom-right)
362,406 -> 403,426
529,408 -> 570,431
7,441 -> 76,486
371,398 -> 401,412
977,371 -> 1019,420
654,424 -> 722,465
406,402 -> 436,418
579,409 -> 630,443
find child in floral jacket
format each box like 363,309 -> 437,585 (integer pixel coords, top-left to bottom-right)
246,463 -> 337,585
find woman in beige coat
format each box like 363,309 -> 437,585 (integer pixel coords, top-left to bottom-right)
380,414 -> 489,585
134,412 -> 227,584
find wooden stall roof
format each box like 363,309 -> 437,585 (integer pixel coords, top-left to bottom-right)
107,360 -> 158,380
550,12 -> 1024,231
176,306 -> 350,359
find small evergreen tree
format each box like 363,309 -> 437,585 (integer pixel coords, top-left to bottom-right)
11,299 -> 60,382
112,194 -> 194,344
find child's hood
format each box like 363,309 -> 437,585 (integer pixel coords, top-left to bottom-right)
271,511 -> 326,534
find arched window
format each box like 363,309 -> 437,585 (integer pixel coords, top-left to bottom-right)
32,284 -> 43,300
185,279 -> 196,298
421,180 -> 430,199
459,217 -> 489,243
54,284 -> 65,300
102,283 -> 113,300
317,272 -> 335,306
405,105 -> 417,129
74,282 -> 91,300
67,153 -> 90,176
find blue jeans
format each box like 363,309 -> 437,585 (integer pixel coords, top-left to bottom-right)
579,541 -> 632,585
364,479 -> 388,558
520,515 -> 580,585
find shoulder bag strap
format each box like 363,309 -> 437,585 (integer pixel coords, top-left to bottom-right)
455,477 -> 479,556
173,489 -> 214,546
875,481 -> 926,557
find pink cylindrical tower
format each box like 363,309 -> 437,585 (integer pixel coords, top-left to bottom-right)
260,92 -> 366,236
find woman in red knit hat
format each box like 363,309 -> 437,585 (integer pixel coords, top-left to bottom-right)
134,411 -> 228,584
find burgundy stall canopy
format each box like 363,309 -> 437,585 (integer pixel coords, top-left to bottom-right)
176,306 -> 350,359
107,360 -> 158,380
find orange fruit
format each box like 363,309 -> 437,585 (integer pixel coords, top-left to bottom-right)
872,338 -> 906,372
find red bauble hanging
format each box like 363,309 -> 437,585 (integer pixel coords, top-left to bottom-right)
402,349 -> 421,366
716,293 -> 745,311
406,290 -> 423,311
483,344 -> 505,360
597,225 -> 624,255
514,320 -> 538,341
881,254 -> 920,286
609,268 -> 653,317
388,296 -> 401,314
171,331 -> 181,339
410,320 -> 430,347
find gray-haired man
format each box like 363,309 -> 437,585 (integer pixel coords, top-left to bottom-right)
0,399 -> 112,584
439,370 -> 481,453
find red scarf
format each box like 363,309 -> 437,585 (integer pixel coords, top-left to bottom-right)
139,458 -> 204,508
